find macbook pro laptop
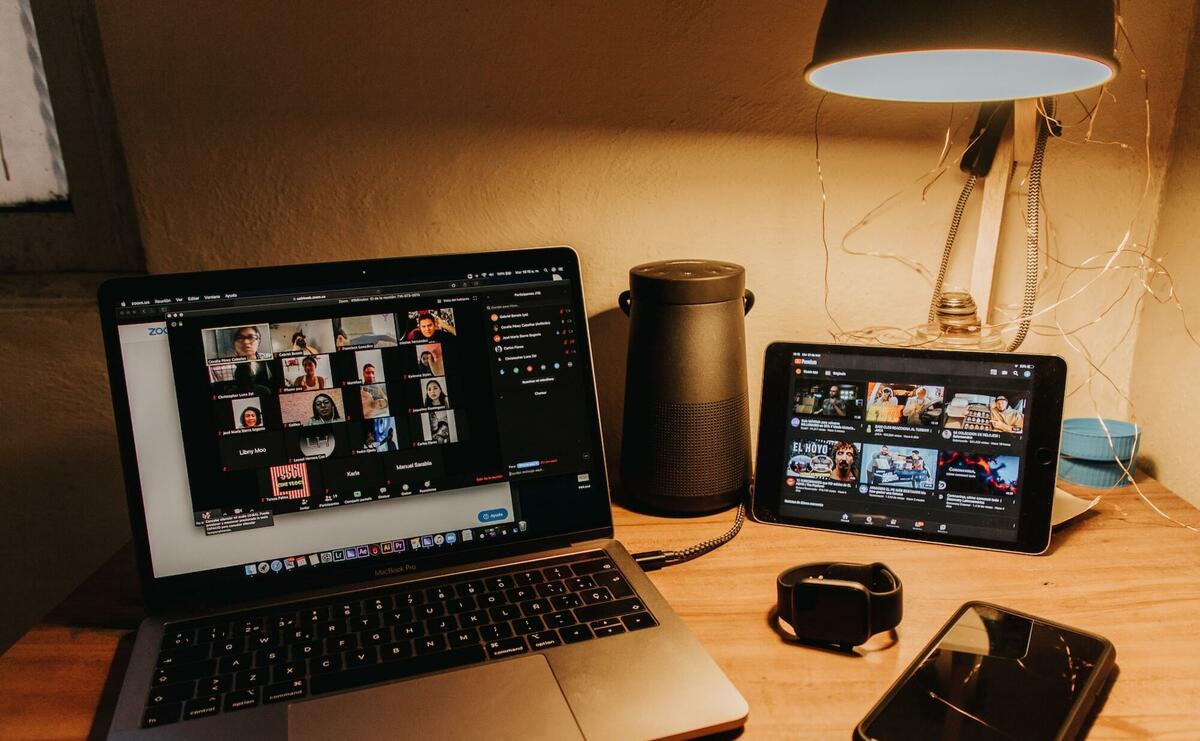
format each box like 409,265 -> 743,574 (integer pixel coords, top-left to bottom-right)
99,246 -> 747,739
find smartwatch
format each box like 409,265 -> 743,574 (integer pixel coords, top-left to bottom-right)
776,562 -> 902,647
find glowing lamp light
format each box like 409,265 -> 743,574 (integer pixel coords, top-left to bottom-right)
805,0 -> 1119,103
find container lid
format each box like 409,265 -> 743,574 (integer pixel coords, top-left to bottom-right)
1060,418 -> 1140,462
628,260 -> 745,305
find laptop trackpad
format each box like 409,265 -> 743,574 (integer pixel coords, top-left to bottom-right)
287,654 -> 584,740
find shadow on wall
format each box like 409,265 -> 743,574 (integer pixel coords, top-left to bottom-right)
588,307 -> 630,493
0,308 -> 132,653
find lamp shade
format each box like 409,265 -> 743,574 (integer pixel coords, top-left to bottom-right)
805,0 -> 1119,102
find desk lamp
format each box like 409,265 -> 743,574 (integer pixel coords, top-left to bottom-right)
805,0 -> 1119,350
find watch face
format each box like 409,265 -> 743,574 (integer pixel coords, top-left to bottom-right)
792,580 -> 871,645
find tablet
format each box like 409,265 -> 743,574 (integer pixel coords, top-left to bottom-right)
753,343 -> 1067,554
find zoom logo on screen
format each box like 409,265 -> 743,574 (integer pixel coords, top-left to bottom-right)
147,326 -> 169,336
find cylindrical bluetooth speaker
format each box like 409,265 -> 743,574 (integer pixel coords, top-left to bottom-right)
618,260 -> 754,514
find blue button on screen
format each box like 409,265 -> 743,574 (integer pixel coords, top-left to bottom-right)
479,508 -> 509,523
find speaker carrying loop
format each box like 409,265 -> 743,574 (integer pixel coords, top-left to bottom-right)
743,290 -> 755,315
618,290 -> 632,316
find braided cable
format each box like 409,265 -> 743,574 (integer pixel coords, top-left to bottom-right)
928,174 -> 978,323
662,502 -> 745,566
1007,99 -> 1055,351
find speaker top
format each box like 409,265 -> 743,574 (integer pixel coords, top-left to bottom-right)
629,260 -> 745,305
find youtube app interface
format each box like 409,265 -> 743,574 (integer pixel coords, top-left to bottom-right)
777,350 -> 1037,542
114,266 -> 601,580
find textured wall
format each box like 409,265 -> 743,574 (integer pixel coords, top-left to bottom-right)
4,0 -> 1196,654
1131,20 -> 1200,508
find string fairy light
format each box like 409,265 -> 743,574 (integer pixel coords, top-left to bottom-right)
810,13 -> 1199,532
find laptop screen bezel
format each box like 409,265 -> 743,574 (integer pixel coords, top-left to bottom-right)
99,246 -> 614,613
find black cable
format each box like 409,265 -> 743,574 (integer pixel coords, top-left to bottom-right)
632,502 -> 746,572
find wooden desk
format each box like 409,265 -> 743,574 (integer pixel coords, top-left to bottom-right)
2,476 -> 1198,739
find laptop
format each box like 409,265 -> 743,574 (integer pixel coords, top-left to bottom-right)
99,246 -> 748,739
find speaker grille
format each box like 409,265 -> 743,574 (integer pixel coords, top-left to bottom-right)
638,393 -> 749,499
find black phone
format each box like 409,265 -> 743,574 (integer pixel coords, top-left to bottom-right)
855,602 -> 1116,741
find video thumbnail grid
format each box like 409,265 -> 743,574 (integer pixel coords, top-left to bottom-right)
199,310 -> 465,510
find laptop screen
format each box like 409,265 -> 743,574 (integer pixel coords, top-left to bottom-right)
106,250 -> 609,591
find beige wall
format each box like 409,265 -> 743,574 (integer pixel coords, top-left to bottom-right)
5,0 -> 1198,649
1132,18 -> 1200,508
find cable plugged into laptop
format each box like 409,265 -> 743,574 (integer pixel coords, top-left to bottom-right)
633,502 -> 746,572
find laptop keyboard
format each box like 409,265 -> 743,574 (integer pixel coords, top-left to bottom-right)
141,552 -> 657,728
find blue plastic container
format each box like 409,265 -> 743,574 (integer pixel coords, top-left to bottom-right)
1057,418 -> 1140,488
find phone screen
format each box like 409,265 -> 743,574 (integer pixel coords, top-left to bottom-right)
859,604 -> 1111,741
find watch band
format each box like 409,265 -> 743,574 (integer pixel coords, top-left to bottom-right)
776,561 -> 903,642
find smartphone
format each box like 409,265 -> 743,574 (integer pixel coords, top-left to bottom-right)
855,602 -> 1116,741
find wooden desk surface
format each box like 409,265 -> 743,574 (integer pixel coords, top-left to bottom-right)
2,476 -> 1198,740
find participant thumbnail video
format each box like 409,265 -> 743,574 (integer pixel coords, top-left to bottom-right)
281,354 -> 333,390
413,343 -> 445,377
264,463 -> 313,502
353,349 -> 386,385
203,324 -> 272,363
334,313 -> 398,349
862,443 -> 938,490
792,382 -> 865,420
231,397 -> 265,430
417,377 -> 451,410
785,439 -> 860,483
279,388 -> 345,426
360,383 -> 391,419
417,410 -> 458,445
865,383 -> 944,426
209,359 -> 281,397
937,451 -> 1020,496
404,309 -> 457,343
361,417 -> 401,453
942,392 -> 1028,433
270,320 -> 336,356
284,424 -> 348,460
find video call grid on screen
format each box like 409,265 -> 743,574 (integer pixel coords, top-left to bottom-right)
780,352 -> 1035,537
172,303 -> 489,528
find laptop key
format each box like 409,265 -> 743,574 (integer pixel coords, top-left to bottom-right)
324,635 -> 359,653
263,679 -> 307,704
542,566 -> 571,581
506,586 -> 537,603
446,597 -> 475,613
271,661 -> 305,683
426,586 -> 453,602
292,640 -> 323,660
489,605 -> 519,622
485,637 -> 528,659
224,688 -> 259,712
394,622 -> 425,640
560,625 -> 594,643
161,630 -> 194,649
309,647 -> 485,696
551,594 -> 583,610
460,610 -> 490,628
211,638 -> 245,657
363,628 -> 391,646
394,589 -> 424,607
416,603 -> 445,619
571,559 -> 616,576
182,695 -> 220,721
456,580 -> 484,597
311,654 -> 342,674
594,572 -> 635,599
535,581 -> 568,598
581,588 -> 613,605
154,660 -> 215,685
448,628 -> 479,648
513,617 -> 544,635
158,644 -> 210,667
593,623 -> 627,638
544,611 -> 577,629
566,576 -> 596,591
234,669 -> 267,688
195,625 -> 228,643
573,598 -> 647,624
485,576 -> 513,592
621,613 -> 657,631
527,630 -> 562,650
477,592 -> 507,608
415,634 -> 448,654
200,674 -> 232,694
344,647 -> 378,668
384,608 -> 414,625
519,599 -> 550,616
515,570 -> 545,586
142,702 -> 181,728
381,641 -> 413,661
317,620 -> 348,637
147,681 -> 195,705
478,623 -> 514,641
425,616 -> 457,634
